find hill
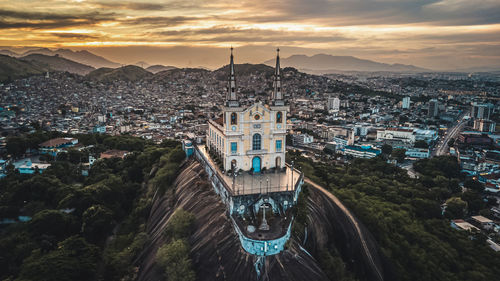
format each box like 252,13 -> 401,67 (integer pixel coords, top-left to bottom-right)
20,54 -> 95,75
86,65 -> 152,82
21,48 -> 120,68
214,63 -> 274,80
264,54 -> 428,73
0,54 -> 47,82
146,64 -> 177,74
0,49 -> 20,57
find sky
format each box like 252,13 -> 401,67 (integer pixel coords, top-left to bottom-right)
0,0 -> 499,70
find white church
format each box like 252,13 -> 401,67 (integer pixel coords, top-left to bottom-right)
207,48 -> 289,174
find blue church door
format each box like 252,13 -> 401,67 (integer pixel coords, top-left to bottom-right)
252,157 -> 261,173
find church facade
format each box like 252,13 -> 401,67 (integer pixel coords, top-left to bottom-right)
207,48 -> 288,173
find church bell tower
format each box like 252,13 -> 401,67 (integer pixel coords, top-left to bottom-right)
271,48 -> 284,106
226,47 -> 239,107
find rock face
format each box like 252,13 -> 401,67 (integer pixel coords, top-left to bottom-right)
136,160 -> 394,281
305,180 -> 397,281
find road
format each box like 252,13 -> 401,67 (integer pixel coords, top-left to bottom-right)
432,112 -> 468,157
304,178 -> 384,281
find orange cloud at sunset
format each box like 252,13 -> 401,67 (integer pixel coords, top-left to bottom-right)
1,0 -> 499,70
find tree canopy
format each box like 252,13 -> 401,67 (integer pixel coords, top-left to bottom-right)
290,153 -> 500,281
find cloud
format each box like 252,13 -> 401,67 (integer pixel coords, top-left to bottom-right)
120,16 -> 201,27
0,9 -> 114,21
0,8 -> 115,30
93,1 -> 166,10
0,0 -> 499,69
50,33 -> 100,40
151,26 -> 353,44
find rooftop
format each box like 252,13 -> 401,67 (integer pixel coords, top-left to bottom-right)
452,219 -> 480,231
471,215 -> 493,224
39,137 -> 76,148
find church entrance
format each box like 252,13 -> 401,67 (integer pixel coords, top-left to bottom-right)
231,159 -> 237,172
252,156 -> 261,173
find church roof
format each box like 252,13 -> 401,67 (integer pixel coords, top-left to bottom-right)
214,116 -> 224,126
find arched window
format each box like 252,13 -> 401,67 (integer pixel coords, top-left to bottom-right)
231,112 -> 237,125
276,111 -> 283,123
252,133 -> 261,150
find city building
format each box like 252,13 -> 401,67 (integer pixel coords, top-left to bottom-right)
471,102 -> 493,119
428,99 -> 439,117
39,137 -> 78,156
292,133 -> 314,147
414,129 -> 439,143
473,118 -> 496,133
402,96 -> 410,109
327,96 -> 340,111
451,219 -> 480,231
376,128 -> 416,144
405,148 -> 430,159
344,145 -> 381,158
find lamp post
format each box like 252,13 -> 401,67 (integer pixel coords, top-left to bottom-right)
232,165 -> 237,194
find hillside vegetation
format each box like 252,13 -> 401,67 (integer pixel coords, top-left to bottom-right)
0,55 -> 46,82
86,65 -> 152,82
21,54 -> 95,75
0,132 -> 185,281
288,152 -> 500,281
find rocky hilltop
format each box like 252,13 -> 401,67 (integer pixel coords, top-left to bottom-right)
136,160 -> 394,281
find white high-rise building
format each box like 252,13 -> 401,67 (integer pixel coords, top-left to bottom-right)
402,97 -> 410,109
328,96 -> 340,111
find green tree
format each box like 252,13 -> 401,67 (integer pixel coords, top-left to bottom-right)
156,239 -> 195,281
391,148 -> 407,163
29,210 -> 78,241
82,205 -> 115,243
18,236 -> 100,281
461,191 -> 484,214
165,209 -> 195,240
6,136 -> 28,157
381,144 -> 393,155
445,197 -> 467,219
464,179 -> 484,192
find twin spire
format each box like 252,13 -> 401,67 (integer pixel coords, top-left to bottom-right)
226,47 -> 283,107
272,48 -> 284,105
226,47 -> 238,107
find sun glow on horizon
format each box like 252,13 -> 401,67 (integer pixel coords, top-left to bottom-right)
0,0 -> 498,69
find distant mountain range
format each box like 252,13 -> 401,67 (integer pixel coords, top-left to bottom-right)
0,53 -> 98,82
146,65 -> 178,74
86,65 -> 152,82
21,54 -> 94,75
0,48 -> 120,69
264,54 -> 429,73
